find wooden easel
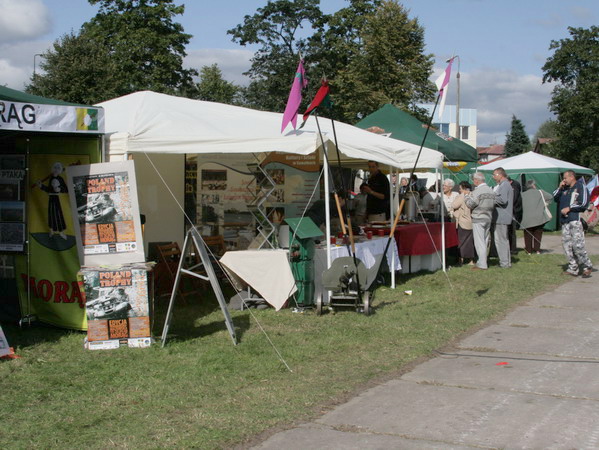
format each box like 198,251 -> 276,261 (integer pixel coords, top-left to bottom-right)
160,227 -> 237,347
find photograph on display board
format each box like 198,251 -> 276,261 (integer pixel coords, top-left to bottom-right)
0,155 -> 26,205
201,169 -> 227,191
0,201 -> 25,222
66,160 -> 145,266
265,207 -> 285,224
0,222 -> 25,251
83,269 -> 149,321
267,168 -> 285,185
270,189 -> 285,203
0,181 -> 20,201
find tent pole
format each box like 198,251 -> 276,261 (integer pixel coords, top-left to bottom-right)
323,146 -> 332,269
389,165 -> 396,289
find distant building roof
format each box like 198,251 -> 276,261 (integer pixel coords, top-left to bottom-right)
477,144 -> 505,156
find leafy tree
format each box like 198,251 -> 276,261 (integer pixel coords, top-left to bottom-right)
307,0 -> 382,86
196,64 -> 240,104
28,0 -> 197,103
504,114 -> 531,157
229,0 -> 435,123
542,26 -> 599,170
328,1 -> 435,122
228,0 -> 323,111
532,119 -> 558,154
27,31 -> 120,104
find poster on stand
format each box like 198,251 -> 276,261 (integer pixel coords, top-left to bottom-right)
66,160 -> 145,266
0,155 -> 26,252
79,263 -> 152,350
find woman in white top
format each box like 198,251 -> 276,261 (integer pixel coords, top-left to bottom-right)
442,178 -> 459,220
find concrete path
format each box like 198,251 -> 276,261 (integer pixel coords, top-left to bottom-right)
253,234 -> 599,449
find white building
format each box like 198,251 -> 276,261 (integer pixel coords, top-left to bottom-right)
419,104 -> 478,149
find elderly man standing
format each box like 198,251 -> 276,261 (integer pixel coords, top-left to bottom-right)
465,172 -> 495,270
492,168 -> 514,268
554,170 -> 593,277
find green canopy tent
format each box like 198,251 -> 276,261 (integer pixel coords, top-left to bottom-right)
477,151 -> 595,231
355,104 -> 478,182
0,85 -> 104,328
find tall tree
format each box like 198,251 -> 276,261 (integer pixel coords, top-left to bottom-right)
27,31 -> 120,104
328,1 -> 435,122
504,115 -> 531,157
196,64 -> 240,104
228,0 -> 323,111
532,119 -> 558,154
28,0 -> 197,103
229,0 -> 435,123
542,26 -> 599,170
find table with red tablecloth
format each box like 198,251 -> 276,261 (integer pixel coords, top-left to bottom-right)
364,223 -> 458,272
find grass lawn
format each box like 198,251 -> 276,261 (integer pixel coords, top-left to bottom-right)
0,252 -> 590,449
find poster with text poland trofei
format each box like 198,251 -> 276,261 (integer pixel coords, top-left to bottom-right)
66,160 -> 145,266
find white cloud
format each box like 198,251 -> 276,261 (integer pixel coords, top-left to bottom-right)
433,67 -> 554,146
0,40 -> 52,89
184,48 -> 253,85
0,58 -> 30,90
0,0 -> 52,44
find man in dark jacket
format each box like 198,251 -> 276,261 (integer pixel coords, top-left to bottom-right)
553,170 -> 592,277
508,177 -> 522,254
364,161 -> 390,222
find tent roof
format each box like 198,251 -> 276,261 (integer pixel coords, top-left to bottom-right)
97,91 -> 443,170
355,104 -> 478,162
477,151 -> 594,175
0,85 -> 85,106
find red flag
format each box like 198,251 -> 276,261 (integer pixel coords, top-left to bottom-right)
302,79 -> 331,123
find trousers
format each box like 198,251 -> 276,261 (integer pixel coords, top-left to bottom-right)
472,221 -> 491,269
494,223 -> 511,268
562,220 -> 592,274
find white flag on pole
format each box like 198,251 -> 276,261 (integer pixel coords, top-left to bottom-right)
435,57 -> 454,119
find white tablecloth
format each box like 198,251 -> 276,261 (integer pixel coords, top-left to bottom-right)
220,249 -> 296,311
400,252 -> 443,273
314,236 -> 401,301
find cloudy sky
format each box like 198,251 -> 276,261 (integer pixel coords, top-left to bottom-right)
0,0 -> 596,146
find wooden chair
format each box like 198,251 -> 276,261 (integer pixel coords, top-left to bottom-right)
154,242 -> 201,302
202,235 -> 226,257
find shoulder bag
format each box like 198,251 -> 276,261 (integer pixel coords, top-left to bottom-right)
540,190 -> 552,221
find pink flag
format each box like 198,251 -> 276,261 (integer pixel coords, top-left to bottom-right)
434,57 -> 454,118
281,59 -> 307,133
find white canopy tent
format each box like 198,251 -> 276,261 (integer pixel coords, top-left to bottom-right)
97,91 -> 444,253
99,91 -> 443,168
476,151 -> 594,174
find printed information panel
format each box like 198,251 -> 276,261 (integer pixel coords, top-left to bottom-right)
79,263 -> 153,350
66,160 -> 145,266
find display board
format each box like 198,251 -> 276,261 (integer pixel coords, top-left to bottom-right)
66,160 -> 145,266
79,264 -> 152,350
0,155 -> 26,251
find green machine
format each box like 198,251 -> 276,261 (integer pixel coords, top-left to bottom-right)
284,217 -> 323,307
